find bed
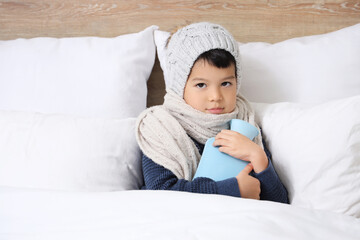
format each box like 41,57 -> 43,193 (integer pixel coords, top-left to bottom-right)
0,1 -> 360,239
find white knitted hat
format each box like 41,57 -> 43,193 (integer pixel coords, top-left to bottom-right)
166,22 -> 241,97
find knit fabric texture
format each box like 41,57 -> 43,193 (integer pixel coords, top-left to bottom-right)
166,22 -> 242,97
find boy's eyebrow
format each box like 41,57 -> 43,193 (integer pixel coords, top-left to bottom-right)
221,76 -> 236,81
190,76 -> 236,81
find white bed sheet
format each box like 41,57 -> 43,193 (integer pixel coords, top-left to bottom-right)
1,187 -> 359,240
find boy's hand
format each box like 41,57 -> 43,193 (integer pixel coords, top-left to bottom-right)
213,129 -> 268,173
236,163 -> 260,200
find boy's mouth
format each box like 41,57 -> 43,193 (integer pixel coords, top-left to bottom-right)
207,108 -> 224,114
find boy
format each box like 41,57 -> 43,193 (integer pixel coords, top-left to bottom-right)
136,22 -> 288,203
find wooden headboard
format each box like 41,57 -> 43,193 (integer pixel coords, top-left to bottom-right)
1,0 -> 359,106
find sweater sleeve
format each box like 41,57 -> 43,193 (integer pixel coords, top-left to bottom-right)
252,140 -> 289,204
142,153 -> 240,198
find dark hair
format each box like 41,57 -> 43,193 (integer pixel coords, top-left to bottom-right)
195,49 -> 236,69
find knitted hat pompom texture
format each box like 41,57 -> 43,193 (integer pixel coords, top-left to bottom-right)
165,22 -> 242,97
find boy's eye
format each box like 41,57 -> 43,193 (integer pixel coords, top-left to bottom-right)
221,82 -> 232,87
196,83 -> 206,88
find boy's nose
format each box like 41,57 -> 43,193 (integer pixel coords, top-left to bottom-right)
209,88 -> 223,101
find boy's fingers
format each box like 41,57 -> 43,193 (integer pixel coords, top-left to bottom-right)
217,130 -> 234,138
220,129 -> 232,134
218,146 -> 230,154
241,163 -> 253,175
213,138 -> 229,147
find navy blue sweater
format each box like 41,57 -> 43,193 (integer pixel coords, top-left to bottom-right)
142,138 -> 289,203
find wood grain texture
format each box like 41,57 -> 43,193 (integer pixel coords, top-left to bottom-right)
1,0 -> 359,106
1,0 -> 359,42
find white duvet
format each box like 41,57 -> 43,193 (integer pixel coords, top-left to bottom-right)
0,187 -> 359,240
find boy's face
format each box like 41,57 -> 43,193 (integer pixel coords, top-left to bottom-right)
183,60 -> 237,114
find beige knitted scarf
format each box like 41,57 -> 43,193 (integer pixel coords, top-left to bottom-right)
135,90 -> 263,181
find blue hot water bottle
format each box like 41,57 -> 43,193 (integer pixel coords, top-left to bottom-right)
193,119 -> 259,181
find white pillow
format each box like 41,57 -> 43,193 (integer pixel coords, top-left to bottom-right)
0,26 -> 158,118
240,24 -> 360,104
252,96 -> 360,217
0,27 -> 158,191
155,24 -> 360,104
0,111 -> 142,191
